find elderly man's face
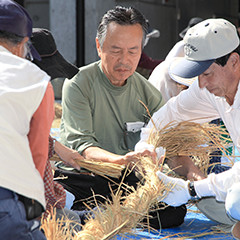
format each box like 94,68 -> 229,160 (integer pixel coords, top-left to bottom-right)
198,63 -> 229,96
96,22 -> 143,86
198,53 -> 239,104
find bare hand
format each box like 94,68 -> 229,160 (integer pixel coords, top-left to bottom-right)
123,149 -> 158,165
54,141 -> 82,170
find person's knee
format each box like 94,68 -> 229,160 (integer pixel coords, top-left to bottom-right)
226,183 -> 240,221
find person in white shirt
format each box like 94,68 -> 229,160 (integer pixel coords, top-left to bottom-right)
148,41 -> 185,102
0,0 -> 54,239
135,18 -> 240,239
148,17 -> 203,103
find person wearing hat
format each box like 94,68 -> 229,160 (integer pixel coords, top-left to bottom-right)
31,28 -> 79,100
147,16 -> 233,177
31,28 -> 79,80
149,17 -> 204,102
0,0 -> 55,239
30,27 -> 84,229
135,18 -> 240,239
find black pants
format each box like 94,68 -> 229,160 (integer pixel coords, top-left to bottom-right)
54,169 -> 186,229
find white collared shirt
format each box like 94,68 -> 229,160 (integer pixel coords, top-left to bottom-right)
135,78 -> 240,201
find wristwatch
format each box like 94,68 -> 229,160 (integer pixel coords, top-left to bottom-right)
188,181 -> 198,198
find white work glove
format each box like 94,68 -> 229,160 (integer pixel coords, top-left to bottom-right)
156,170 -> 191,207
64,189 -> 75,209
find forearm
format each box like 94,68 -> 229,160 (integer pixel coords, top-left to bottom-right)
54,140 -> 82,170
167,156 -> 205,181
82,146 -> 159,167
82,146 -> 127,165
28,83 -> 55,177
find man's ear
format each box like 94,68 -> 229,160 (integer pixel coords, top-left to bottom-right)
95,37 -> 102,58
228,52 -> 239,71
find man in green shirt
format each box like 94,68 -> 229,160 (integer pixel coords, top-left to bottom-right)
55,6 -> 186,229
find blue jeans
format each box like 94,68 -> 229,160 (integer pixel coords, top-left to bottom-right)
226,183 -> 240,221
0,187 -> 46,240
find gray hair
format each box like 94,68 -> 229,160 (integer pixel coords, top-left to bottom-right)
0,30 -> 24,45
0,30 -> 32,60
97,6 -> 148,48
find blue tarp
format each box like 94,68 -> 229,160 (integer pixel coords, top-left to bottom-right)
116,206 -> 234,239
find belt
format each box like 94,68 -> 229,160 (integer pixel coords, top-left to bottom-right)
0,186 -> 43,220
17,194 -> 44,220
0,186 -> 14,200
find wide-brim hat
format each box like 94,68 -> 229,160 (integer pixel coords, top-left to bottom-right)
170,18 -> 240,79
179,17 -> 203,39
0,0 -> 41,60
31,28 -> 79,79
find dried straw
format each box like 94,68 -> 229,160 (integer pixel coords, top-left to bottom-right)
149,121 -> 231,157
50,154 -> 124,179
76,157 -> 166,240
76,121 -> 233,239
148,120 -> 234,174
52,102 -> 62,128
41,208 -> 80,240
42,120 -> 234,239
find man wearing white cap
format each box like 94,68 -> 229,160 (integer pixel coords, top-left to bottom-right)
135,18 -> 240,239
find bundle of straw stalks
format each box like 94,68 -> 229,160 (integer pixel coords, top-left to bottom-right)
72,156 -> 166,240
149,120 -> 231,158
52,102 -> 62,128
42,121 -> 233,240
41,208 -> 81,240
50,154 -> 124,179
148,120 -> 233,174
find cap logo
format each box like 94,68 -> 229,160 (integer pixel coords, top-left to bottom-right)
184,43 -> 198,57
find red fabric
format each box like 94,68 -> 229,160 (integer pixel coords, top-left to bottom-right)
43,160 -> 66,218
48,135 -> 55,159
138,52 -> 162,70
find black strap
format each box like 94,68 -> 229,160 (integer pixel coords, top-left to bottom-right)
188,181 -> 197,197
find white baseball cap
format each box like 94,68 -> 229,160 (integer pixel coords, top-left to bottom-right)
169,57 -> 198,86
170,18 -> 240,79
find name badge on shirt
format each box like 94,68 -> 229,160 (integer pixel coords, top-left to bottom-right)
125,121 -> 145,133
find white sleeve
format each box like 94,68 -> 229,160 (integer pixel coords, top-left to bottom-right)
150,80 -> 220,127
195,162 -> 240,201
135,80 -> 220,154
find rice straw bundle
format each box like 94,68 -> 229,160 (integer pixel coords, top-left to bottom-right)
54,102 -> 62,119
149,121 -> 231,158
50,154 -> 124,178
148,120 -> 233,174
74,157 -> 125,178
76,121 -> 233,239
76,157 -> 167,239
52,102 -> 63,128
